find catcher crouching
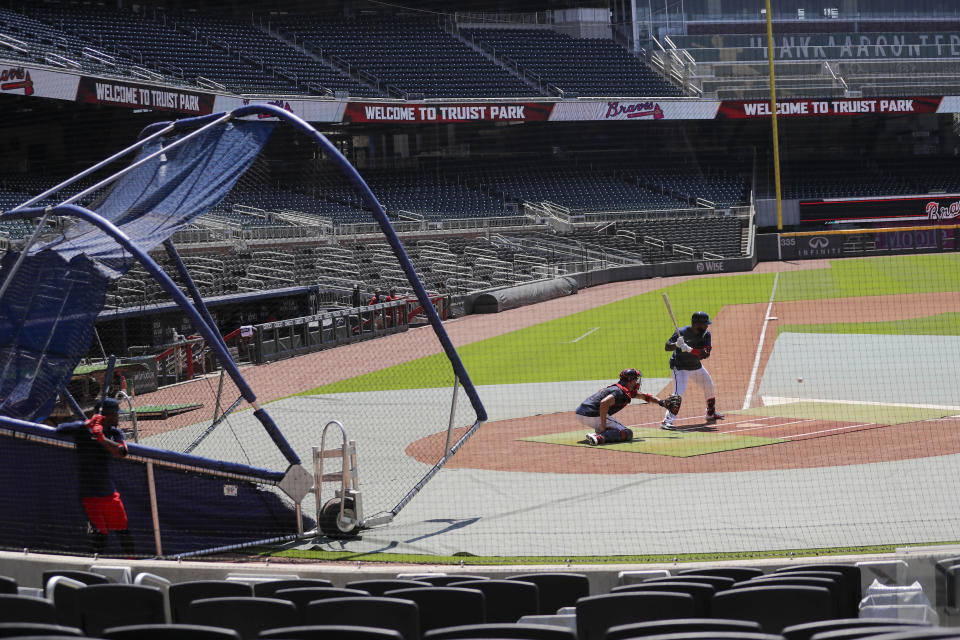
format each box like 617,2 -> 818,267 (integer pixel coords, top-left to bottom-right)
575,368 -> 671,445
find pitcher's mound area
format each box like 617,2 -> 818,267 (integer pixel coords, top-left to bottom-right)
520,427 -> 785,457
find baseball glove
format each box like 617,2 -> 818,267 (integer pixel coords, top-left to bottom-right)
659,394 -> 682,414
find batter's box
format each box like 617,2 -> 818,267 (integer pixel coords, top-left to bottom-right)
519,428 -> 786,457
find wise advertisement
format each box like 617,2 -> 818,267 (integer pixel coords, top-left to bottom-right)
719,96 -> 942,119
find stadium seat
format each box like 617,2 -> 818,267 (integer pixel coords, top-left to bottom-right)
76,584 -> 166,635
383,587 -> 485,633
302,597 -> 419,640
812,627 -> 935,640
259,625 -> 404,640
0,621 -> 82,637
47,577 -> 85,629
736,577 -> 842,618
42,571 -> 109,588
423,622 -> 576,640
409,575 -> 489,587
781,618 -> 928,640
102,623 -> 241,640
344,580 -> 431,596
0,579 -> 15,596
677,567 -> 764,582
182,596 -> 299,640
576,592 -> 698,640
644,574 -> 737,592
609,582 -> 715,616
168,581 -> 255,624
252,578 -> 334,598
760,572 -> 852,616
775,565 -> 862,616
605,618 -> 764,640
711,585 -> 836,633
0,594 -> 58,625
506,573 -> 590,615
627,632 -> 783,640
447,579 -> 539,623
272,587 -> 370,619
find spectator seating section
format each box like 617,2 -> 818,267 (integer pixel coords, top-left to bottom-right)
610,582 -> 715,616
781,620 -> 929,640
260,626 -> 404,640
0,594 -> 59,625
76,584 -> 166,636
711,585 -> 837,633
277,17 -> 540,98
181,596 -> 299,640
461,27 -> 684,97
506,573 -> 590,615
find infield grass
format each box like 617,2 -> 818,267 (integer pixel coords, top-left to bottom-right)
299,254 -> 960,395
521,427 -> 785,456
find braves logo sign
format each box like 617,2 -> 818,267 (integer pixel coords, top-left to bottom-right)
242,98 -> 293,118
604,101 -> 664,120
925,200 -> 960,219
0,67 -> 33,96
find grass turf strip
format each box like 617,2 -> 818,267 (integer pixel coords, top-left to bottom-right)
520,427 -> 785,457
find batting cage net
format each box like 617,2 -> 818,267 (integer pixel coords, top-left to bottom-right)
2,101 -> 960,565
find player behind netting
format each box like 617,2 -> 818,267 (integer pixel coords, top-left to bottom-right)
661,311 -> 724,430
576,368 -> 671,445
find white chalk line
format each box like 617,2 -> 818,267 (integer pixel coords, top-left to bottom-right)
571,327 -> 600,343
742,271 -> 779,411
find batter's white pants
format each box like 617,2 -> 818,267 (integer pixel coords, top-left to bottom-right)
663,367 -> 716,422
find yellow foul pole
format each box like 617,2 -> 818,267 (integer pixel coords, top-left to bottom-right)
765,0 -> 784,230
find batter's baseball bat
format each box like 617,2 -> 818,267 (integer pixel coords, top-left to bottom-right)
662,293 -> 680,333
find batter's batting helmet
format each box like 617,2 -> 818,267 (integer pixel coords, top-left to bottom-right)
619,368 -> 641,383
691,311 -> 712,325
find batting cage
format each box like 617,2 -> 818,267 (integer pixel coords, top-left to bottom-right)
0,105 -> 487,557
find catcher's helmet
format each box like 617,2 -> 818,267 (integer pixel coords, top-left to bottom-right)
619,368 -> 642,383
691,311 -> 712,325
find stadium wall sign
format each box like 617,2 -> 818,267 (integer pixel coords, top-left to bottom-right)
76,76 -> 214,115
549,100 -> 719,120
799,193 -> 960,224
343,101 -> 553,123
719,96 -> 942,118
0,65 -> 79,100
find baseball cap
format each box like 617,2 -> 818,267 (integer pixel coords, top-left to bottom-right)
96,397 -> 120,415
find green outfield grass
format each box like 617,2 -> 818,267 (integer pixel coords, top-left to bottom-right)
777,311 -> 960,337
266,540 -> 960,565
739,401 -> 954,425
298,254 -> 960,395
521,427 -> 785,457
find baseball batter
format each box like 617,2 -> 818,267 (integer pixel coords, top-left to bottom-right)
661,311 -> 724,430
576,368 -> 667,445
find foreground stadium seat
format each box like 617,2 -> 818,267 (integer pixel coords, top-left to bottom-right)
0,621 -> 83,637
736,577 -> 841,618
712,585 -> 835,633
0,594 -> 58,625
252,579 -> 334,598
260,625 -> 404,640
424,622 -> 576,640
609,582 -> 715,616
645,575 -> 737,592
302,597 -> 419,640
103,623 -> 241,640
506,573 -> 589,615
273,587 -> 370,620
447,579 -> 539,623
0,578 -> 15,596
42,571 -> 109,588
782,618 -> 928,640
383,587 -> 485,633
168,581 -> 254,624
775,564 -> 862,614
344,580 -> 430,596
577,592 -> 697,640
183,596 -> 298,640
78,584 -> 167,635
677,567 -> 764,582
606,618 -> 764,640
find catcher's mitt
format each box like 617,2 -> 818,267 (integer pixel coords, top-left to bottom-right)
659,394 -> 682,414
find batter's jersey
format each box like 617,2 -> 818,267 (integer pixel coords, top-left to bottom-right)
668,325 -> 712,371
576,383 -> 633,417
56,421 -> 125,498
